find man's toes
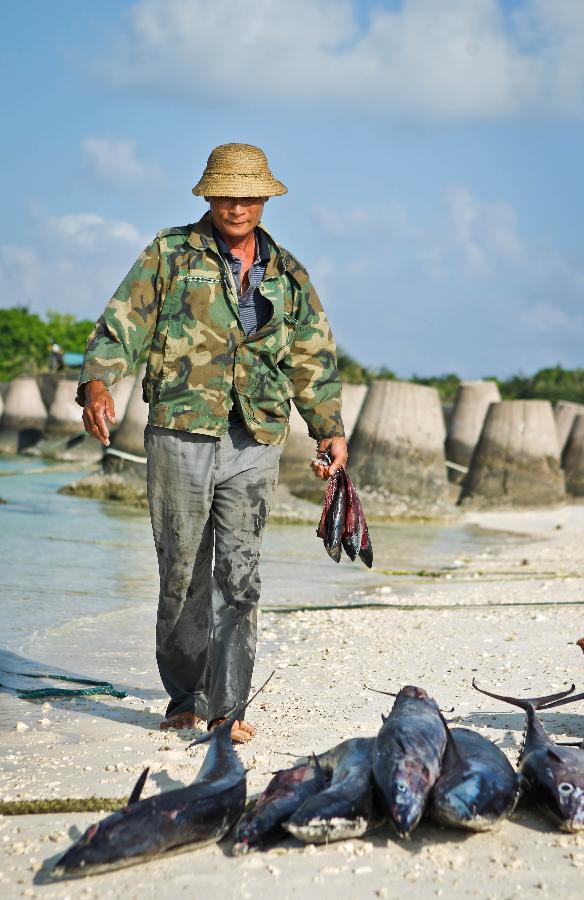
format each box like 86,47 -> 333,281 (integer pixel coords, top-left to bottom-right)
231,720 -> 255,742
160,713 -> 201,731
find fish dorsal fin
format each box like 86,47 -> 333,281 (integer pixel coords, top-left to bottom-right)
311,752 -> 327,787
128,767 -> 149,805
438,711 -> 461,764
472,678 -> 575,712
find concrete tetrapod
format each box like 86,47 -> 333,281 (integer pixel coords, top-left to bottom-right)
445,381 -> 501,483
109,376 -> 134,423
278,383 -> 367,499
32,379 -> 105,462
562,414 -> 584,497
347,380 -> 449,517
103,366 -> 149,480
38,376 -> 136,462
460,400 -> 565,508
45,380 -> 83,437
555,401 -> 584,456
0,376 -> 47,454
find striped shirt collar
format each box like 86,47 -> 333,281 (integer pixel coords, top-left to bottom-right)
212,224 -> 270,266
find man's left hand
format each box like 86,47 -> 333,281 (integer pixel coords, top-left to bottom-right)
310,436 -> 348,480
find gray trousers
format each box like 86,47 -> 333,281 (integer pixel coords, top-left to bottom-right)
145,423 -> 281,722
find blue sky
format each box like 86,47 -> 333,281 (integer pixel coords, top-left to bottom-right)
1,0 -> 583,378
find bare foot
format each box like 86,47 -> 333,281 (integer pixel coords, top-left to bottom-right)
160,711 -> 204,731
208,718 -> 256,744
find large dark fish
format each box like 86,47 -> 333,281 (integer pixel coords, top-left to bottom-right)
372,685 -> 447,838
473,679 -> 584,832
429,727 -> 519,831
285,738 -> 376,844
53,675 -> 273,878
232,760 -> 327,854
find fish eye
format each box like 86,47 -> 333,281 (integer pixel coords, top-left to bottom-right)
396,782 -> 407,793
558,783 -> 574,795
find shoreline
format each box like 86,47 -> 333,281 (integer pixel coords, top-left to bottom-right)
1,504 -> 583,898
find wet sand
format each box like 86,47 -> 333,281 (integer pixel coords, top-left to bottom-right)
1,502 -> 584,898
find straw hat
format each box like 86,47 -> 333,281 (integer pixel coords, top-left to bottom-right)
192,143 -> 287,198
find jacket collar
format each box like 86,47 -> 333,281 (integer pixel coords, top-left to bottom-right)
187,212 -> 284,279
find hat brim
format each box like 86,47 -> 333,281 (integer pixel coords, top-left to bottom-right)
192,173 -> 287,198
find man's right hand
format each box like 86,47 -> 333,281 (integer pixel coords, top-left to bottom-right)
82,380 -> 116,446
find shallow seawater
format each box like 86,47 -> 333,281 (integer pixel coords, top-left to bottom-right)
0,457 -> 517,683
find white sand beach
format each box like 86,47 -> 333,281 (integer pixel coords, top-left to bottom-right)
1,495 -> 584,899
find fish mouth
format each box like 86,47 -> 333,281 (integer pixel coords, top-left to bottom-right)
51,862 -> 98,881
231,841 -> 252,857
390,803 -> 421,839
286,816 -> 368,844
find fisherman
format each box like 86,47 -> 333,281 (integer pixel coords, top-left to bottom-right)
78,143 -> 347,742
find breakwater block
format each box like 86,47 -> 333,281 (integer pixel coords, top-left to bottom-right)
348,380 -> 450,517
0,376 -> 47,454
555,401 -> 584,456
446,381 -> 501,483
279,383 -> 366,499
562,414 -> 584,497
460,400 -> 565,508
103,365 -> 148,479
45,379 -> 83,437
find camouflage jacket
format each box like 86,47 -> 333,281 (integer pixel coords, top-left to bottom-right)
77,212 -> 344,445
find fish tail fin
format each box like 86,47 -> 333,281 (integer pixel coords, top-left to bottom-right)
472,678 -> 575,711
186,729 -> 216,750
365,684 -> 398,698
187,670 -> 276,750
538,690 -> 584,710
239,670 -> 275,717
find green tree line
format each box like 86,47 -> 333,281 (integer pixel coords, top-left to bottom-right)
0,307 -> 94,380
1,307 -> 582,405
338,350 -> 584,404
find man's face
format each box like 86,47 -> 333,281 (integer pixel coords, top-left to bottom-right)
207,196 -> 267,241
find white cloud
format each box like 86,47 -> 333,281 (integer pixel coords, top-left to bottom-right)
81,138 -> 165,190
312,187 -> 584,376
0,211 -> 150,318
97,0 -> 584,118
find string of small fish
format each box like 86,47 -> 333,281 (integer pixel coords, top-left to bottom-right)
315,453 -> 373,567
54,668 -> 584,879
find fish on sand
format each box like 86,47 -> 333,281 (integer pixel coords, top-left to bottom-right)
372,685 -> 447,838
285,738 -> 376,844
54,675 -> 273,877
232,760 -> 327,854
430,726 -> 519,831
473,679 -> 584,833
